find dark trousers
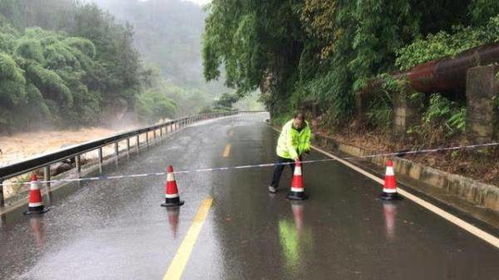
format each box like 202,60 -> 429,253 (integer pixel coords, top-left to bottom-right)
270,156 -> 302,188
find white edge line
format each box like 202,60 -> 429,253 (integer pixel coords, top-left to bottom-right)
268,125 -> 499,249
311,144 -> 499,249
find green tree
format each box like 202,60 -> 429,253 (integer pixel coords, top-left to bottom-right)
203,0 -> 499,128
0,1 -> 157,131
136,90 -> 176,123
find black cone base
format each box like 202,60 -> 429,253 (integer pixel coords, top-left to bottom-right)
287,191 -> 308,201
24,206 -> 49,215
161,197 -> 185,207
380,192 -> 402,201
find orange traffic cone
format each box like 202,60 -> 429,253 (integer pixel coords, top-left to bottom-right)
287,160 -> 307,200
24,174 -> 49,215
161,165 -> 184,207
380,160 -> 401,200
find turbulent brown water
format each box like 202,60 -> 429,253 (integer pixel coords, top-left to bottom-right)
0,127 -> 138,167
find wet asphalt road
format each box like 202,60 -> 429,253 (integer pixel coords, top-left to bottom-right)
0,113 -> 498,280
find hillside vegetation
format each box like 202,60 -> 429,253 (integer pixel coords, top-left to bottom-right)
202,0 -> 499,129
0,0 -> 236,133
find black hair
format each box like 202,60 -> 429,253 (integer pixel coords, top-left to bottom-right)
293,112 -> 305,121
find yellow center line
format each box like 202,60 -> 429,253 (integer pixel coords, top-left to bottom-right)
163,197 -> 214,280
222,143 -> 232,158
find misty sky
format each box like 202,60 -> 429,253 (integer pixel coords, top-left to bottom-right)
183,0 -> 211,5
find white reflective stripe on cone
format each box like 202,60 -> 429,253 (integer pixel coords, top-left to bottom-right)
165,194 -> 179,198
294,167 -> 302,176
291,187 -> 304,192
385,167 -> 395,176
383,188 -> 397,193
30,183 -> 40,190
167,173 -> 175,181
29,202 -> 43,207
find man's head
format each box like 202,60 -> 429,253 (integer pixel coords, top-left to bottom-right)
293,112 -> 305,128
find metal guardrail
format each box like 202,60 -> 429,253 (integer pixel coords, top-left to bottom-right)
0,111 -> 240,207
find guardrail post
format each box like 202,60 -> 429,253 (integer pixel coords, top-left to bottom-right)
114,142 -> 119,164
98,148 -> 103,173
136,135 -> 140,153
0,178 -> 4,207
153,129 -> 157,141
160,126 -> 163,138
44,165 -> 51,190
126,138 -> 131,159
76,155 -> 81,178
44,165 -> 52,203
146,132 -> 149,148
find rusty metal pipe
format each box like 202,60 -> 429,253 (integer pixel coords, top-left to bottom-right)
361,42 -> 499,95
405,42 -> 499,94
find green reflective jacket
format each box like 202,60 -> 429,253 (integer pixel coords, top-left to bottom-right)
276,120 -> 312,159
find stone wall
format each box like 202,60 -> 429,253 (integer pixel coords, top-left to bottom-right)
392,85 -> 424,137
355,65 -> 499,141
466,65 -> 499,143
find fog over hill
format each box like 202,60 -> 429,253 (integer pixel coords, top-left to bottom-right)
87,0 -> 225,94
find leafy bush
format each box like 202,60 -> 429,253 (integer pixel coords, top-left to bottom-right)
136,90 -> 176,123
365,91 -> 393,130
407,94 -> 466,143
423,94 -> 466,135
214,92 -> 241,110
396,15 -> 499,71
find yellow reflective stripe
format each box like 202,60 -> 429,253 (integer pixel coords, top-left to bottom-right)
222,144 -> 231,158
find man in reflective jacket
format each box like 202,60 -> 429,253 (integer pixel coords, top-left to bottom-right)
269,112 -> 312,193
